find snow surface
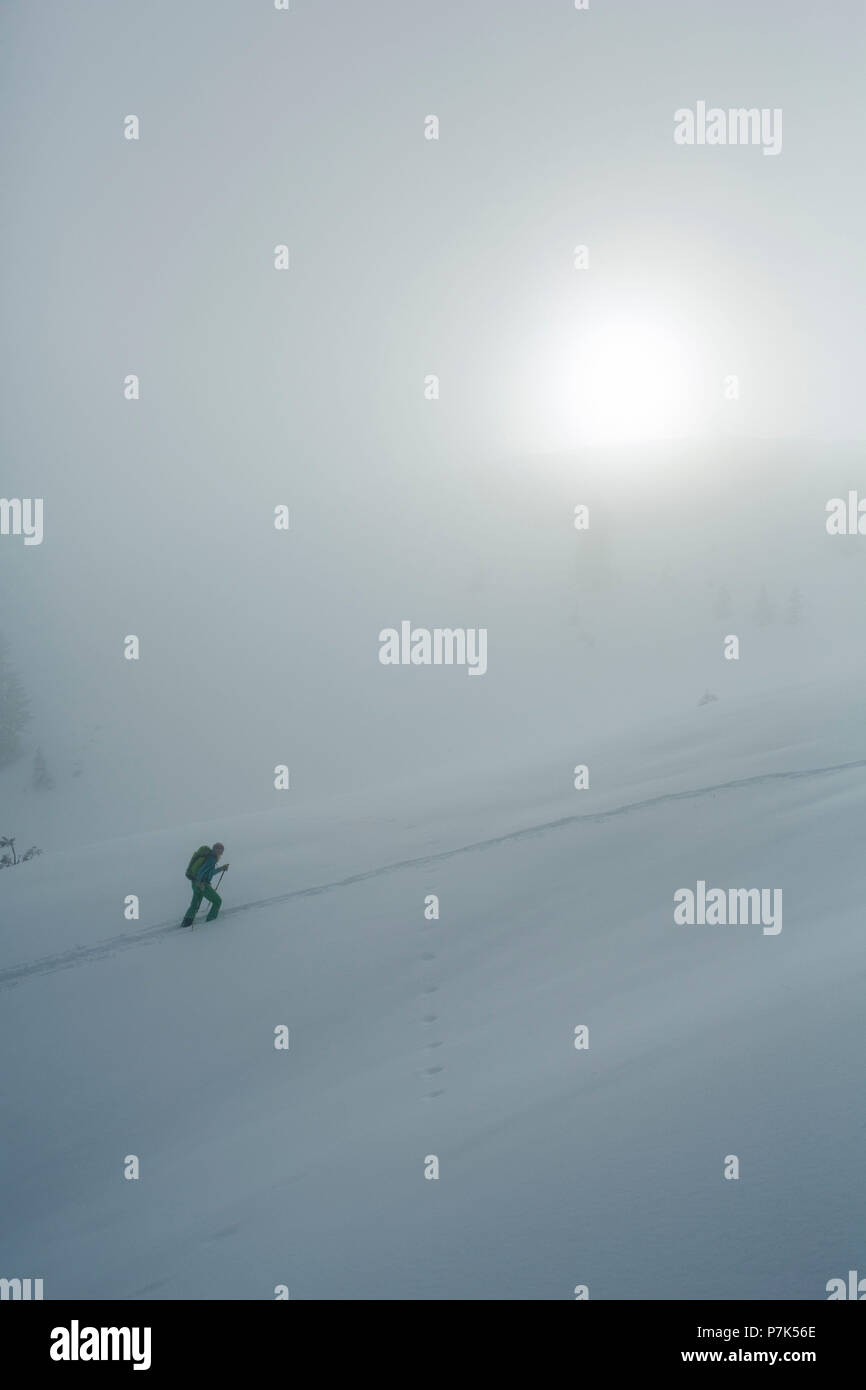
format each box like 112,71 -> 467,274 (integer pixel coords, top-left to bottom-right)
2,679 -> 864,1299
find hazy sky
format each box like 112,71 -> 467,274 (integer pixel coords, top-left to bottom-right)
2,0 -> 864,837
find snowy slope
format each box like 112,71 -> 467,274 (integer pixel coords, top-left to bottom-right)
1,680 -> 864,1300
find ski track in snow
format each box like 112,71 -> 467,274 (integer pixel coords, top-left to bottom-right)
2,756 -> 864,991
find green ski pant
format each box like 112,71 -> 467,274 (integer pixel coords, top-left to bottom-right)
184,881 -> 222,923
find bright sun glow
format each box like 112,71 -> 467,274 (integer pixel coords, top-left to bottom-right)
524,316 -> 698,452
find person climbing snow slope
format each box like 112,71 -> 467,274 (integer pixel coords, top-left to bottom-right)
181,842 -> 229,927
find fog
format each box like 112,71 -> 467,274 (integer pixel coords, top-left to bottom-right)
3,0 -> 866,1310
2,0 -> 864,841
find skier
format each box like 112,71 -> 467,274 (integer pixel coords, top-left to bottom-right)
182,842 -> 229,927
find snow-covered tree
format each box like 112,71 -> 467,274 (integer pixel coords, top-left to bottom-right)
0,836 -> 42,869
785,585 -> 804,625
754,584 -> 775,627
33,748 -> 54,790
0,634 -> 31,768
712,584 -> 732,622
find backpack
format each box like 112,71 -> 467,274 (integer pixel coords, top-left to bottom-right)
185,845 -> 211,881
